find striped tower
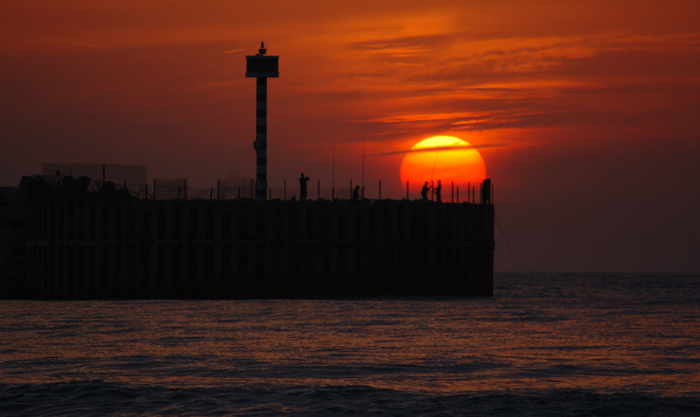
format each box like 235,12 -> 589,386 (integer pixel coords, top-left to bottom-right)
246,42 -> 279,201
254,77 -> 267,200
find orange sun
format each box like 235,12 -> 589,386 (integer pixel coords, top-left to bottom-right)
400,136 -> 487,196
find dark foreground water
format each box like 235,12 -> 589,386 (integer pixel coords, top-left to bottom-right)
1,273 -> 699,416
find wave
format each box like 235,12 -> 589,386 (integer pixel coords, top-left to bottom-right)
2,381 -> 699,416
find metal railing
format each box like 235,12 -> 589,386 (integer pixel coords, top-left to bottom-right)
27,175 -> 493,204
141,178 -> 494,204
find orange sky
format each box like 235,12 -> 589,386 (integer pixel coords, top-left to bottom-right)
2,1 -> 699,272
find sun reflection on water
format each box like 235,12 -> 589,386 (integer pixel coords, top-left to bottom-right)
1,274 -> 699,396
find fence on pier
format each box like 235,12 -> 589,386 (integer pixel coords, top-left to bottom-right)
33,165 -> 494,205
140,179 -> 493,205
36,163 -> 495,204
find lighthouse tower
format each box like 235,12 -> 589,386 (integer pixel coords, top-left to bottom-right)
246,42 -> 279,201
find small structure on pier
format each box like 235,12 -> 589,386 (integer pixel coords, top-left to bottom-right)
246,42 -> 279,201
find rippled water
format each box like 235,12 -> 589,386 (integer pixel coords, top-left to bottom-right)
1,273 -> 699,416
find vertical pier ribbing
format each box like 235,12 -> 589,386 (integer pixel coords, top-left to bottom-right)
27,199 -> 494,299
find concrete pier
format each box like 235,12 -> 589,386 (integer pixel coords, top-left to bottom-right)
26,199 -> 494,299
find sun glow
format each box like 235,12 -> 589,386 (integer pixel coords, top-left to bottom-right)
400,136 -> 487,195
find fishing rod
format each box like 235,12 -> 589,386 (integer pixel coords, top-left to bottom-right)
362,137 -> 365,198
495,213 -> 519,273
430,150 -> 439,182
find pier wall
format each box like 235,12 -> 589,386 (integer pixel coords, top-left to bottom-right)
26,199 -> 494,299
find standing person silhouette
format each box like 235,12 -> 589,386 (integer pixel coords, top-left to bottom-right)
421,182 -> 431,200
299,173 -> 310,201
434,180 -> 442,203
482,178 -> 491,204
353,185 -> 360,201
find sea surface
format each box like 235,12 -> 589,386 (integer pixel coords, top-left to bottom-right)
1,273 -> 699,416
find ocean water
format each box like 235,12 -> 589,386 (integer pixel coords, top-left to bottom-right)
1,272 -> 699,416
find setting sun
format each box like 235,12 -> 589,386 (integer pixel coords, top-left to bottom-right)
400,136 -> 487,195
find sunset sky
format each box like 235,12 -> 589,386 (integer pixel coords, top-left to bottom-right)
2,1 -> 699,273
